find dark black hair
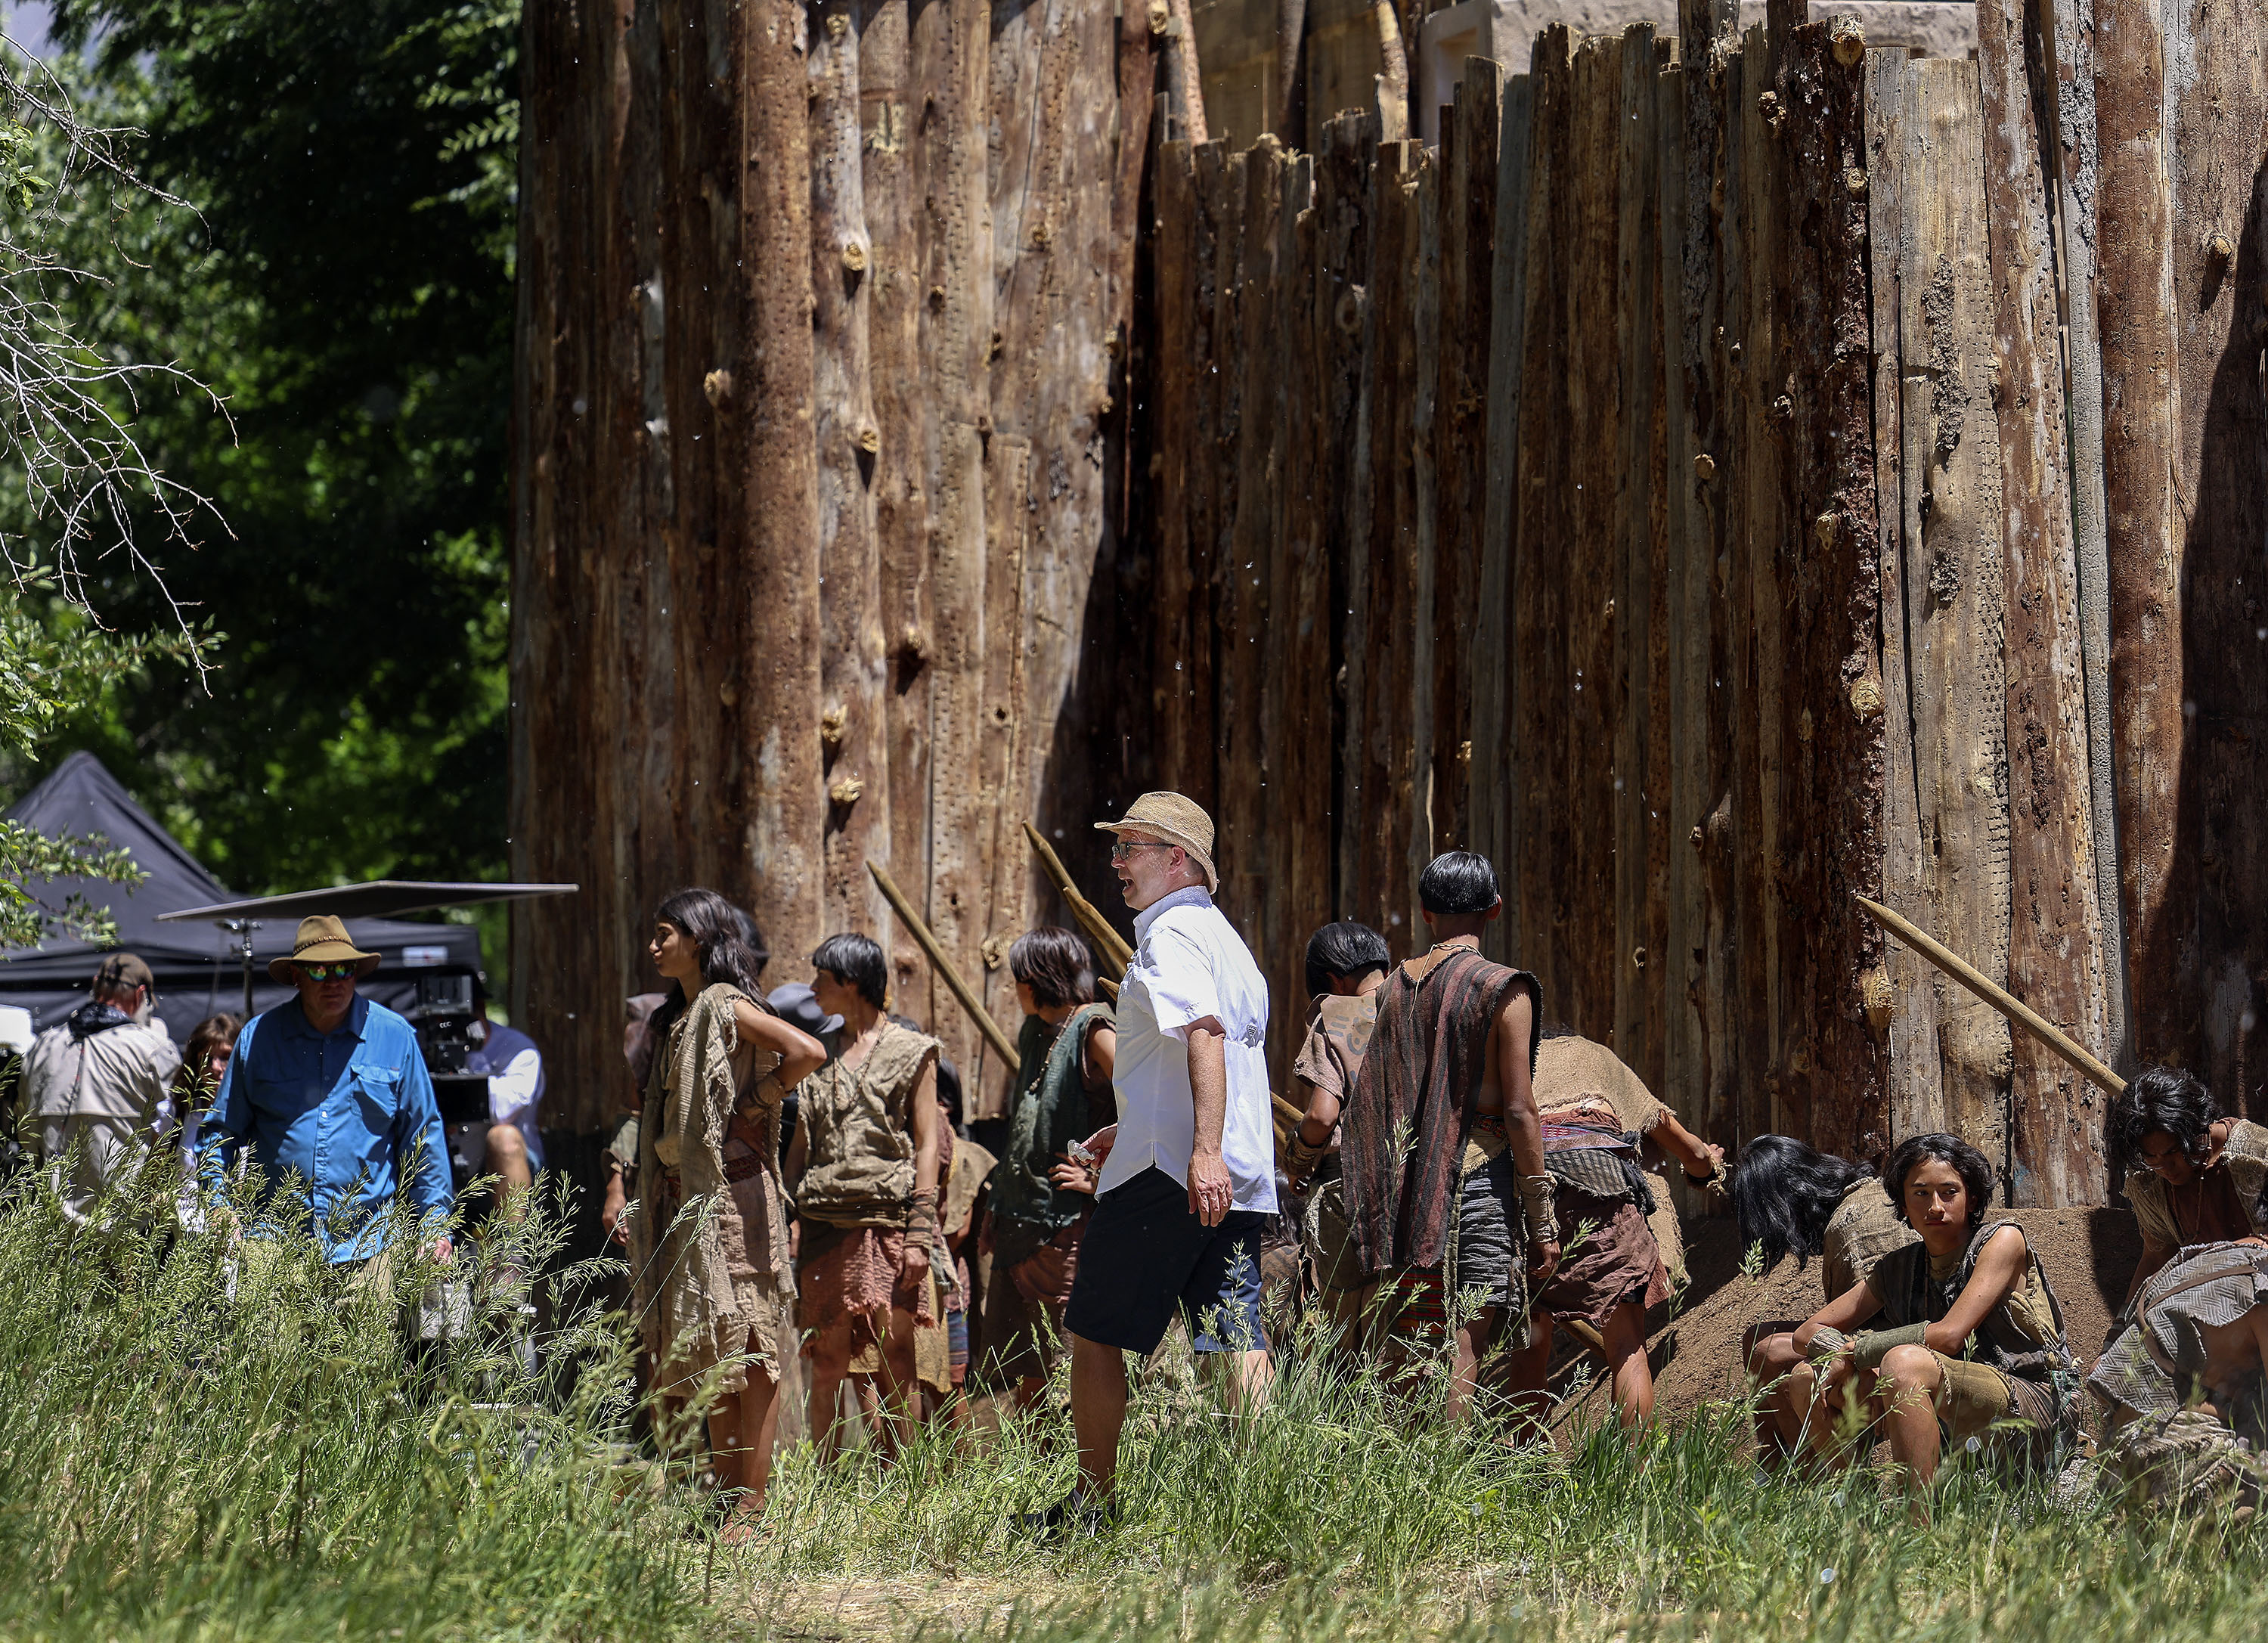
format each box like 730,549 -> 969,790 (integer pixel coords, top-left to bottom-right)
2108,1065 -> 2219,1175
812,931 -> 888,1009
1884,1132 -> 1997,1230
1009,926 -> 1096,1011
1304,920 -> 1390,1001
1538,1021 -> 1578,1042
733,905 -> 772,979
1730,1135 -> 1879,1269
650,888 -> 771,1045
1418,851 -> 1500,916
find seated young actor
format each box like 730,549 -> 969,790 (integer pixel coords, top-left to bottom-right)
1765,1133 -> 2081,1491
1283,919 -> 1391,1346
2110,1066 -> 2268,1316
1497,1027 -> 1724,1427
1734,1134 -> 1919,1457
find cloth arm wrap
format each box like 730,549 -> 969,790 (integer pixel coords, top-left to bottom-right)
1805,1326 -> 1851,1363
1517,1173 -> 1560,1244
906,1185 -> 940,1243
1285,1130 -> 1328,1180
1851,1322 -> 1930,1371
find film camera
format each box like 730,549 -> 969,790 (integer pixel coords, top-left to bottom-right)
407,972 -> 494,1127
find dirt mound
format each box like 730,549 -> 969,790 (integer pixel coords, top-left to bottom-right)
1545,1207 -> 2143,1431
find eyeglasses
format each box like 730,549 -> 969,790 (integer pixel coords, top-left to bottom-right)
296,962 -> 358,982
1109,839 -> 1173,864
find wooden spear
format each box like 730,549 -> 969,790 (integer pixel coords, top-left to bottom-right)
1022,820 -> 1134,974
868,860 -> 1020,1068
1857,895 -> 2125,1095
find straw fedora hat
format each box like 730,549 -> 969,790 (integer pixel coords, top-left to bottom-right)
1094,791 -> 1218,892
268,915 -> 382,983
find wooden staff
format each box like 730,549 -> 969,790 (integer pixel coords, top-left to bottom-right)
1857,895 -> 2125,1095
1022,820 -> 1134,974
869,860 -> 1020,1068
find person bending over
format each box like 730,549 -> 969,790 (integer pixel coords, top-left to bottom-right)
2110,1066 -> 2268,1318
1766,1133 -> 2079,1494
1340,851 -> 1555,1422
1498,1027 -> 1723,1427
979,926 -> 1116,1415
788,932 -> 944,1462
632,888 -> 824,1535
1283,919 -> 1390,1348
1734,1135 -> 1919,1459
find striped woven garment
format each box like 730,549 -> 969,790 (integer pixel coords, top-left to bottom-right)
1340,944 -> 1540,1276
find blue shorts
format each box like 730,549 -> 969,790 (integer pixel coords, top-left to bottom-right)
1063,1165 -> 1269,1355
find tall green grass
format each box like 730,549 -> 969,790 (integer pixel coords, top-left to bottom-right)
0,1153 -> 707,1642
9,1157 -> 2266,1643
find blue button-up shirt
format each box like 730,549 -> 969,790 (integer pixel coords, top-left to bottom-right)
200,994 -> 452,1263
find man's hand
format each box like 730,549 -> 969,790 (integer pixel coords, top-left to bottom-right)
1084,1124 -> 1117,1170
602,1171 -> 630,1247
901,1239 -> 931,1283
1527,1238 -> 1561,1291
1050,1153 -> 1099,1195
425,1235 -> 455,1267
1188,1148 -> 1235,1228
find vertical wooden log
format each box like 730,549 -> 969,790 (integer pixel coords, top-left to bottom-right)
1267,153 -> 1330,1080
2164,0 -> 2268,1112
863,0 -> 931,1009
2040,0 -> 2128,1077
1733,23 -> 1789,1141
1153,142 -> 1205,798
1865,45 -> 1944,1144
1409,139 -> 1440,923
1656,57 -> 1716,1129
1977,0 -> 2110,1201
742,0 -> 826,974
1474,73 -> 1533,959
1771,20 -> 1884,1158
1209,147 -> 1250,841
1110,0 -> 1159,542
1897,57 -> 2015,1172
1353,141 -> 1422,950
1513,29 -> 1575,1005
1564,34 -> 1624,1038
915,0 -> 995,1080
1614,27 -> 1665,1087
984,0 -> 1121,1069
1317,113 -> 1377,922
1428,64 -> 1499,860
2093,0 -> 2187,1070
1222,141 -> 1284,976
1708,41 -> 1753,1146
813,0 -> 894,950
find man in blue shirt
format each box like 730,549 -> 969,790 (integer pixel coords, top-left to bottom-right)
201,915 -> 454,1265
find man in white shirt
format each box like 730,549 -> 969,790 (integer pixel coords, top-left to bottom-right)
1032,792 -> 1275,1533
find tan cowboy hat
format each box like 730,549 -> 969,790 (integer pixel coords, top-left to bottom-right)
268,914 -> 382,982
1094,791 -> 1219,892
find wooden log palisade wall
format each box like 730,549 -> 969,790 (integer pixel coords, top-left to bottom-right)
511,0 -> 2268,1205
1128,0 -> 2266,1202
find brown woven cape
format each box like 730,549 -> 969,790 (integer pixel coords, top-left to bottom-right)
1340,945 -> 1539,1274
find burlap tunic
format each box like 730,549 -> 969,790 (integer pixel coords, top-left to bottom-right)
629,982 -> 794,1395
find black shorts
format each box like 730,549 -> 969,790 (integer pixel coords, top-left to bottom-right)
1063,1166 -> 1270,1355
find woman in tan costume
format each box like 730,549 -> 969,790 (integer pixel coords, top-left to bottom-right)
787,931 -> 944,1460
631,888 -> 825,1537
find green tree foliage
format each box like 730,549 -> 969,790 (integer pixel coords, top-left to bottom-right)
26,1 -> 519,897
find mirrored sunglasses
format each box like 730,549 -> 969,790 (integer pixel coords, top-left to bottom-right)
297,961 -> 359,982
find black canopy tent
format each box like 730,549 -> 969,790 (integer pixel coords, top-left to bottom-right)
0,753 -> 488,1039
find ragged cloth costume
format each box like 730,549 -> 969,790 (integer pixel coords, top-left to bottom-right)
629,983 -> 795,1395
2087,1241 -> 2268,1509
1529,1035 -> 1675,1327
793,1020 -> 950,1393
1340,945 -> 1541,1345
2124,1120 -> 2268,1256
1858,1220 -> 2082,1468
979,1003 -> 1114,1387
1292,990 -> 1380,1300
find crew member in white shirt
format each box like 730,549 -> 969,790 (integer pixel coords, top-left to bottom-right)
1028,791 -> 1275,1534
